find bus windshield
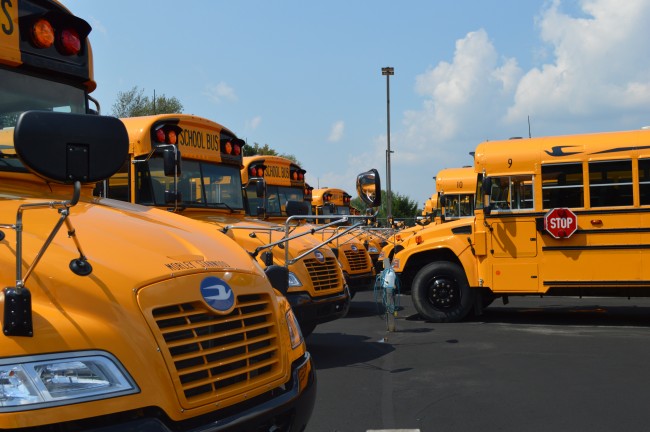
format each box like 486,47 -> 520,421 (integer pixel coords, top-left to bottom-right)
142,157 -> 244,209
266,185 -> 304,216
0,69 -> 87,172
0,69 -> 86,128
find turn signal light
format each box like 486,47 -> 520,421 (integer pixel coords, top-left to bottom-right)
32,19 -> 54,48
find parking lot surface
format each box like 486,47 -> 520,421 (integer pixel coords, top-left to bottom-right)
306,290 -> 650,432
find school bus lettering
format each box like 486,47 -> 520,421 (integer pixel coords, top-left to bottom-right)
265,164 -> 290,180
1,0 -> 13,36
165,259 -> 232,270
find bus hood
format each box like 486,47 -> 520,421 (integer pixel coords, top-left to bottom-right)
174,210 -> 336,263
0,195 -> 264,289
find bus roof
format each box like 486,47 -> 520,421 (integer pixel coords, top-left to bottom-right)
435,166 -> 476,194
474,128 -> 650,176
120,113 -> 243,164
242,155 -> 306,186
312,188 -> 351,206
1,0 -> 96,91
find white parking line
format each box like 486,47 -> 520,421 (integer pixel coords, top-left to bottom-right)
367,430 -> 421,432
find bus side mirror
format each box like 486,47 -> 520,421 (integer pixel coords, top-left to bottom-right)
481,177 -> 492,216
163,148 -> 181,177
357,169 -> 381,207
482,177 -> 492,196
14,111 -> 128,183
256,179 -> 266,198
164,190 -> 181,204
286,201 -> 309,217
264,265 -> 289,296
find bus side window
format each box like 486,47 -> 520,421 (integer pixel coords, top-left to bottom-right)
589,160 -> 632,207
640,159 -> 650,205
542,163 -> 584,209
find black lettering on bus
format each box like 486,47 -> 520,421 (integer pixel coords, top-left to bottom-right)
1,0 -> 13,36
206,133 -> 219,151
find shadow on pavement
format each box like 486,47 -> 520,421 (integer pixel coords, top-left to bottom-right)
306,331 -> 395,370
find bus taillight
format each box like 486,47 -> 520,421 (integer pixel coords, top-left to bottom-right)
59,28 -> 81,55
32,19 -> 55,48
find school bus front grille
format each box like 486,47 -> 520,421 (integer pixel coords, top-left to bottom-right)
343,248 -> 370,271
151,294 -> 281,404
303,257 -> 341,291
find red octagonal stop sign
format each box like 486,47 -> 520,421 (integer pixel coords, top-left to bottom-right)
544,207 -> 578,239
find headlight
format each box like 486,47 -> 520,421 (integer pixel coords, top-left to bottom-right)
288,271 -> 302,287
276,296 -> 304,349
285,308 -> 304,349
0,351 -> 138,411
368,246 -> 379,253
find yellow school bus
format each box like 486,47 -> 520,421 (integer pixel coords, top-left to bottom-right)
310,187 -> 376,294
107,115 -> 349,337
241,156 -> 376,295
436,166 -> 476,221
0,1 -> 315,429
392,128 -> 650,322
378,166 -> 476,268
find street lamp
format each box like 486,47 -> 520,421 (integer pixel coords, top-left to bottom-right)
381,66 -> 394,224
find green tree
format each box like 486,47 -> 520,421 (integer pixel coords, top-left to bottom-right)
243,142 -> 300,165
111,86 -> 183,117
352,190 -> 421,227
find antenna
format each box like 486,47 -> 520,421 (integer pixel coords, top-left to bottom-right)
528,115 -> 532,138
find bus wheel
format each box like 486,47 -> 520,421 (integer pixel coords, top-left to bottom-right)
411,261 -> 474,323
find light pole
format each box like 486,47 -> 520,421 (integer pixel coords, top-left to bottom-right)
381,66 -> 394,223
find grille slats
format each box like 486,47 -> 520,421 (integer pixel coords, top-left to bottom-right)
150,293 -> 281,404
304,257 -> 341,291
343,248 -> 370,271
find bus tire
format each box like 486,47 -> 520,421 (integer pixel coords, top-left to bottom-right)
411,261 -> 474,323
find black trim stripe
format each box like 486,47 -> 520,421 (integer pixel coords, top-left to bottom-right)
543,244 -> 650,251
544,280 -> 650,286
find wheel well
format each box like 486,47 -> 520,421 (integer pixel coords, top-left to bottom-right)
400,248 -> 462,291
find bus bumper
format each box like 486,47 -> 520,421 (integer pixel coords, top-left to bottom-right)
288,286 -> 351,327
61,353 -> 316,432
345,271 -> 376,295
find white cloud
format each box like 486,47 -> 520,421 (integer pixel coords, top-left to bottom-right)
204,82 -> 238,103
246,116 -> 262,130
506,0 -> 650,129
328,120 -> 345,142
375,0 -> 650,206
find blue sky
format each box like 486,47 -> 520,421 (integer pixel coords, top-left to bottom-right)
61,0 -> 650,207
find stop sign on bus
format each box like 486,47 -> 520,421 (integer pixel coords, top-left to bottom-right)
544,207 -> 578,239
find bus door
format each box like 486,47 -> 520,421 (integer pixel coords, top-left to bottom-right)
485,174 -> 539,292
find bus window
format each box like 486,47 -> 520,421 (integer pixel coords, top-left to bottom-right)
542,163 -> 584,209
639,158 -> 650,205
589,160 -> 633,207
488,175 -> 534,211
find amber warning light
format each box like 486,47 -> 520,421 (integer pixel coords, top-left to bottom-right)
31,18 -> 82,56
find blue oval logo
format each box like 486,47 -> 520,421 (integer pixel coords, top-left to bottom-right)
351,245 -> 358,252
314,250 -> 325,263
200,277 -> 235,313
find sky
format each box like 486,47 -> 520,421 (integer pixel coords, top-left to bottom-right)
61,0 -> 650,208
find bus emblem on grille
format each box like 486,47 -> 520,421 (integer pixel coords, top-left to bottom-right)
314,250 -> 325,262
200,277 -> 235,313
351,245 -> 358,252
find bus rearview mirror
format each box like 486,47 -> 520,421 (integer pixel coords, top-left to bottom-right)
356,169 -> 381,207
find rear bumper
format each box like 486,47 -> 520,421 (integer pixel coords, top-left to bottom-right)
49,353 -> 316,432
287,287 -> 351,327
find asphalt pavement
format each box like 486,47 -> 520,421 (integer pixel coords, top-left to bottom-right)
305,289 -> 650,432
